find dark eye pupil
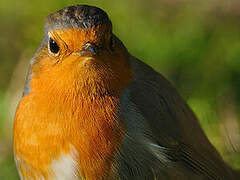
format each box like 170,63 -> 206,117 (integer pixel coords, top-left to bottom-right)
49,38 -> 60,54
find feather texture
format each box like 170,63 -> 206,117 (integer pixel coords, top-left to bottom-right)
114,57 -> 238,179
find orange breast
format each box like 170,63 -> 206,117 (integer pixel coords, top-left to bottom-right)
14,53 -> 133,179
14,92 -> 123,180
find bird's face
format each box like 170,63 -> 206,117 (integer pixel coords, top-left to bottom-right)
45,24 -> 121,70
30,5 -> 133,96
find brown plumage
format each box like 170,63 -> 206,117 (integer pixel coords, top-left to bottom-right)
13,4 -> 239,180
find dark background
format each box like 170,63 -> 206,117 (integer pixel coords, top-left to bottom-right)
0,0 -> 239,179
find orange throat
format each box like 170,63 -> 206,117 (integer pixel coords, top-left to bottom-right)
14,53 -> 133,179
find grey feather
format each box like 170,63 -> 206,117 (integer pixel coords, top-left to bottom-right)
115,57 -> 237,179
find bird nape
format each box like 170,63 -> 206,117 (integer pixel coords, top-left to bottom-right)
13,4 -> 240,180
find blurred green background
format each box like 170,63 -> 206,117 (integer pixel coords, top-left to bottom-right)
0,0 -> 240,179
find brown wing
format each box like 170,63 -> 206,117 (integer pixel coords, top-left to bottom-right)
126,57 -> 236,179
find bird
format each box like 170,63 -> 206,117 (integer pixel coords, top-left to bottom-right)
13,4 -> 240,180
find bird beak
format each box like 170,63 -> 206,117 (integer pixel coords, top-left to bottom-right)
77,42 -> 98,57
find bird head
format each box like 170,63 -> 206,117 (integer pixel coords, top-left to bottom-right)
29,5 -> 133,97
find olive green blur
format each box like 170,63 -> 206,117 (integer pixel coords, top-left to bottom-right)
0,0 -> 240,179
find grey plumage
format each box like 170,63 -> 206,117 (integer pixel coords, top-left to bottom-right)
45,5 -> 112,32
115,56 -> 238,179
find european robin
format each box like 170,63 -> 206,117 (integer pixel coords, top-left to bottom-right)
13,5 -> 240,180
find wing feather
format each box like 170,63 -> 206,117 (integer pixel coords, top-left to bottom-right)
126,57 -> 235,179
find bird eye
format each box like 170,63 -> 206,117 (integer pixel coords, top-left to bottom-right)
49,38 -> 60,54
109,36 -> 115,51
